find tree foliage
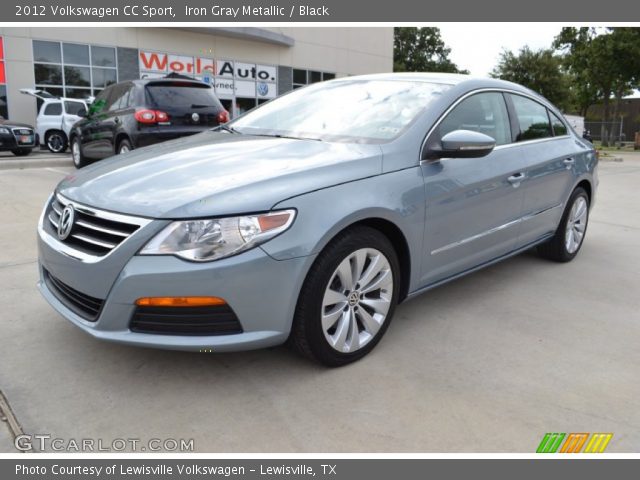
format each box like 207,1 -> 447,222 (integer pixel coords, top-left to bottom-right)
554,27 -> 640,145
490,47 -> 572,111
394,27 -> 468,74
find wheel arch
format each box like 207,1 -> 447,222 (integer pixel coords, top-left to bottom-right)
114,132 -> 131,151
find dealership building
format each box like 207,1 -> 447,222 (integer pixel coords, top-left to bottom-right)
0,27 -> 393,125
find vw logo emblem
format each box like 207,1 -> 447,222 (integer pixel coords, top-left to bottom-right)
257,82 -> 269,97
191,113 -> 200,123
57,205 -> 75,241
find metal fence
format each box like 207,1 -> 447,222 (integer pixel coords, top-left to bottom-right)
583,121 -> 625,143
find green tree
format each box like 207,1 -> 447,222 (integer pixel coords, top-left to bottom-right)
394,27 -> 468,74
555,27 -> 640,146
490,46 -> 573,111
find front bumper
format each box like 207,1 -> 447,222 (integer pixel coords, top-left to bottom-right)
0,130 -> 36,150
37,226 -> 314,352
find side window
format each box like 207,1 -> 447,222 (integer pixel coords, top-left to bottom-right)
89,87 -> 111,115
549,111 -> 568,136
438,92 -> 511,146
64,101 -> 86,116
510,94 -> 552,141
43,102 -> 62,116
109,84 -> 130,111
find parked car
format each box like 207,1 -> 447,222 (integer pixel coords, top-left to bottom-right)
69,76 -> 230,168
37,73 -> 597,366
0,117 -> 36,156
20,89 -> 88,153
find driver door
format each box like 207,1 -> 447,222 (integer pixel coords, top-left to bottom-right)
419,92 -> 526,286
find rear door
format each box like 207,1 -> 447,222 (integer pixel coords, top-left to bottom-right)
81,87 -> 112,158
61,100 -> 87,137
506,94 -> 577,247
144,81 -> 226,128
420,91 -> 526,286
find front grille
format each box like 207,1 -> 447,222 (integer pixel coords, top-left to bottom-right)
47,195 -> 144,257
43,269 -> 104,321
130,305 -> 243,336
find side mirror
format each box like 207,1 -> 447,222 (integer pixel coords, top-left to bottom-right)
424,129 -> 496,160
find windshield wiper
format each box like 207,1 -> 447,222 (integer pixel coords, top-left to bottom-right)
214,125 -> 241,134
251,133 -> 323,142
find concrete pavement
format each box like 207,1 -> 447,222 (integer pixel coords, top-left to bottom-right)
0,157 -> 638,452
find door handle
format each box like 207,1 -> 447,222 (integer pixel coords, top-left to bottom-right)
114,117 -> 120,124
563,157 -> 575,169
507,172 -> 526,187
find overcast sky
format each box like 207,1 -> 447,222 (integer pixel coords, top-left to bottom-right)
438,23 -> 562,76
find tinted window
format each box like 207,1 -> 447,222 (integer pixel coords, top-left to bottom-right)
438,92 -> 511,146
145,83 -> 221,108
43,102 -> 62,116
510,95 -> 552,141
550,111 -> 568,136
65,101 -> 86,116
109,85 -> 130,111
293,69 -> 307,84
89,87 -> 111,115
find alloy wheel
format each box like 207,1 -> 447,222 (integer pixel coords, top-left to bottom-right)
565,196 -> 588,254
321,248 -> 393,353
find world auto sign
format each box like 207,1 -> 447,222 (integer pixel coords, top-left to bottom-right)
138,51 -> 277,99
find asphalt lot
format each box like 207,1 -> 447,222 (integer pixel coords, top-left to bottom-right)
0,153 -> 639,453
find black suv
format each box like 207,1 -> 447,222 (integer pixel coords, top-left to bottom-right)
69,76 -> 229,168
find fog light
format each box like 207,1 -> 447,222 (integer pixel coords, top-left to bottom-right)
135,296 -> 227,307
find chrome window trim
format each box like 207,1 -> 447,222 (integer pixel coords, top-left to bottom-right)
430,203 -> 563,255
38,193 -> 152,264
419,88 -> 572,164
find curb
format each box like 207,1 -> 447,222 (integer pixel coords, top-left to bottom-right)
0,157 -> 73,171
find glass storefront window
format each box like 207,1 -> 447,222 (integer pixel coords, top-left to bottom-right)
64,87 -> 92,99
309,71 -> 322,83
34,64 -> 63,85
64,66 -> 90,87
33,40 -> 117,98
236,97 -> 257,116
92,67 -> 117,88
33,40 -> 61,63
63,43 -> 90,65
91,46 -> 116,67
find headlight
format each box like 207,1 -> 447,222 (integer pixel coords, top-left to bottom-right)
140,210 -> 296,262
0,127 -> 11,134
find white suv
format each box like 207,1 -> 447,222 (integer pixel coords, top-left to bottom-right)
20,89 -> 89,153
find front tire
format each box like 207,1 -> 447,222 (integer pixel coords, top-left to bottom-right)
71,137 -> 89,168
290,226 -> 400,367
538,187 -> 590,262
45,130 -> 68,153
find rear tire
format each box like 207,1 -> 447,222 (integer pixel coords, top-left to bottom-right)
538,187 -> 589,262
45,130 -> 68,153
71,137 -> 89,168
289,226 -> 400,367
117,138 -> 132,155
11,148 -> 32,156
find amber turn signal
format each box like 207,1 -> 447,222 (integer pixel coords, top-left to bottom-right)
135,296 -> 227,307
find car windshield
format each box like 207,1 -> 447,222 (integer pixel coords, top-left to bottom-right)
230,79 -> 451,143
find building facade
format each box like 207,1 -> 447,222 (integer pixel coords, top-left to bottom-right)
0,27 -> 393,124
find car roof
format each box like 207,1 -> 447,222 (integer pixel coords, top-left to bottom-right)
331,72 -> 553,108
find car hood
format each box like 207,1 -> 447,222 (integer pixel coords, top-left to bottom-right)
0,119 -> 34,128
57,131 -> 383,218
